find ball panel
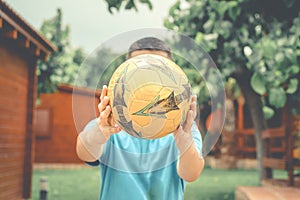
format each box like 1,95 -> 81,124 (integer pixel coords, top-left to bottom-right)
126,70 -> 163,90
128,99 -> 152,127
139,117 -> 167,139
147,118 -> 177,139
128,84 -> 163,103
111,105 -> 131,124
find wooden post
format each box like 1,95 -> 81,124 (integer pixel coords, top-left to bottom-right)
39,177 -> 49,200
35,48 -> 41,57
22,57 -> 37,199
287,128 -> 294,186
4,29 -> 18,39
21,39 -> 30,49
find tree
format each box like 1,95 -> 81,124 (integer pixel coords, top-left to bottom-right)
104,0 -> 152,13
170,48 -> 224,134
102,0 -> 300,183
77,47 -> 125,89
163,0 -> 299,182
37,9 -> 85,96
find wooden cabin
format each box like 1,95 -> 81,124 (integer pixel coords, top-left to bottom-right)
35,84 -> 100,163
0,1 -> 55,199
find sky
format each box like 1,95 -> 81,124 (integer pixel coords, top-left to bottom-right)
5,0 -> 175,53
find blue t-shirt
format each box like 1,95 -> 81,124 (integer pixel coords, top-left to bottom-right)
84,119 -> 202,200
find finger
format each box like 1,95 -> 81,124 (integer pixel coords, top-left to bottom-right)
104,105 -> 112,118
100,105 -> 112,125
109,114 -> 116,126
101,126 -> 121,138
106,126 -> 121,134
100,85 -> 108,102
190,95 -> 197,119
99,107 -> 110,126
190,101 -> 197,119
98,96 -> 109,112
191,94 -> 197,103
183,110 -> 193,132
174,125 -> 183,137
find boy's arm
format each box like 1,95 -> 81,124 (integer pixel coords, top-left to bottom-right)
76,85 -> 121,162
76,120 -> 109,162
77,137 -> 98,162
174,95 -> 205,182
174,124 -> 204,182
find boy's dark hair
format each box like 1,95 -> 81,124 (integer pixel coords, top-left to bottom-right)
127,37 -> 172,58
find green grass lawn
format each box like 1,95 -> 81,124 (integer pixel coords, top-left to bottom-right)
184,168 -> 259,200
30,167 -> 287,200
31,167 -> 100,200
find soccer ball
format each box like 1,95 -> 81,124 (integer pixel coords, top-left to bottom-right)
107,54 -> 191,139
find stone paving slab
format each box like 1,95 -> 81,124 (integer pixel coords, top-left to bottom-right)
236,186 -> 300,200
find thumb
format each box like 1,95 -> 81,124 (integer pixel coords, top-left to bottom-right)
174,125 -> 183,137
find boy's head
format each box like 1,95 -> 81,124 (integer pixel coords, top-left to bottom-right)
127,37 -> 172,59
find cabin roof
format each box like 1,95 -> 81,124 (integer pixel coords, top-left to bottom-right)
0,0 -> 56,60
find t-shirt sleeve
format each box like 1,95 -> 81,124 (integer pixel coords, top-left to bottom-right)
83,118 -> 98,131
191,121 -> 203,157
82,118 -> 102,167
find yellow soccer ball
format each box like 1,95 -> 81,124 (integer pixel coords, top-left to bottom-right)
107,54 -> 191,139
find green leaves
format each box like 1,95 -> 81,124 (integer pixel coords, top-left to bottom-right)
228,2 -> 241,21
157,0 -> 300,183
259,38 -> 277,59
269,88 -> 287,108
106,0 -> 123,13
139,0 -> 152,9
250,71 -> 298,109
125,0 -> 135,10
37,9 -> 86,96
246,13 -> 300,110
214,20 -> 233,39
105,0 -> 152,13
263,106 -> 275,120
251,72 -> 266,95
287,78 -> 299,94
195,32 -> 218,52
164,0 -> 300,119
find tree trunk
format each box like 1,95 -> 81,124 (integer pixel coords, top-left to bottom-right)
234,69 -> 268,184
220,98 -> 237,169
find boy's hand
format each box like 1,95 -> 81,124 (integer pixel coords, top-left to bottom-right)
97,85 -> 121,138
173,95 -> 197,155
180,95 -> 197,132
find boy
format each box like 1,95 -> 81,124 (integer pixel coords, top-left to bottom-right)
76,37 -> 204,200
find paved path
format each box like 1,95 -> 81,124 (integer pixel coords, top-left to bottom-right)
236,185 -> 300,200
